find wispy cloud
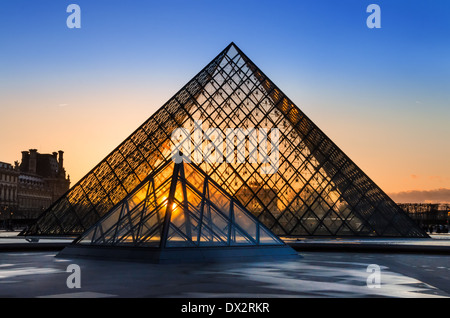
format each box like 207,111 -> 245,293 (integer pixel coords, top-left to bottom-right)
388,188 -> 450,204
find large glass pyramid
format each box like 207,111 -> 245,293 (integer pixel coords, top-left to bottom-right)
21,43 -> 427,238
58,159 -> 297,262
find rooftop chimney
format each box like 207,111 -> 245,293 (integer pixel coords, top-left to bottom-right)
58,150 -> 64,172
21,151 -> 28,163
29,149 -> 37,174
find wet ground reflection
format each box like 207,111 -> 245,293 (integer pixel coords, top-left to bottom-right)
0,251 -> 448,298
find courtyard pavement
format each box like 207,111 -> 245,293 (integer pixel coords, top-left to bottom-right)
1,231 -> 449,298
0,250 -> 449,298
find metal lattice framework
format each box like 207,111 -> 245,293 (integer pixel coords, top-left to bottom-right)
21,43 -> 427,238
74,159 -> 285,248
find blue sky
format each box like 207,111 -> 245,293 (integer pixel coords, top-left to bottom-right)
1,0 -> 449,199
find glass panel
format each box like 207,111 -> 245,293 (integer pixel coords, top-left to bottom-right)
229,225 -> 253,246
166,225 -> 191,247
208,183 -> 230,216
153,162 -> 174,190
92,226 -> 104,244
209,206 -> 229,240
102,225 -> 117,244
300,211 -> 320,234
134,159 -> 152,182
139,227 -> 162,247
116,234 -> 135,245
138,205 -> 165,243
198,223 -> 227,247
233,205 -> 257,240
174,182 -> 184,203
199,205 -> 228,245
186,185 -> 202,210
170,204 -> 185,228
78,228 -> 95,244
155,179 -> 171,207
128,182 -> 149,210
259,226 -> 283,245
112,208 -> 132,243
129,203 -> 145,227
98,205 -> 122,235
184,164 -> 204,193
322,211 -> 343,235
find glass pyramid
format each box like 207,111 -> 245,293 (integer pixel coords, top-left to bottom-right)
74,159 -> 286,247
22,43 -> 427,238
58,159 -> 297,262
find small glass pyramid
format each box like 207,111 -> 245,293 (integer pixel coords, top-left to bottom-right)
58,159 -> 298,263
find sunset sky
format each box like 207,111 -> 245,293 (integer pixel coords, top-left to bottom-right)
1,0 -> 449,203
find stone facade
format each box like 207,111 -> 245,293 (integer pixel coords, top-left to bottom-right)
0,162 -> 19,223
0,150 -> 70,225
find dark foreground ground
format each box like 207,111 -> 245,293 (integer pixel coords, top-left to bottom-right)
0,250 -> 449,298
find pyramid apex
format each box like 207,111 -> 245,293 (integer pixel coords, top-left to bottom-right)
228,41 -> 239,49
225,42 -> 243,58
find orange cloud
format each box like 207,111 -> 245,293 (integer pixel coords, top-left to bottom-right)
388,188 -> 450,204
